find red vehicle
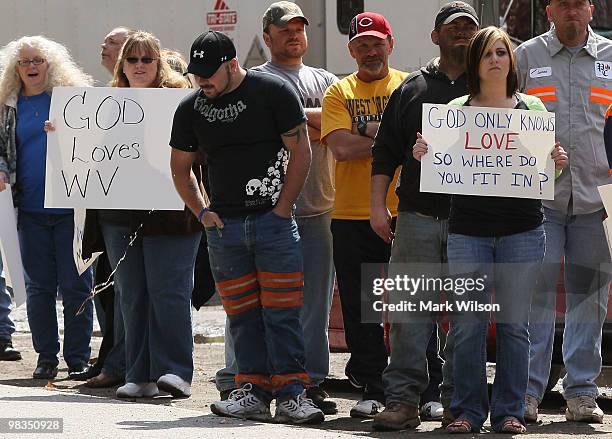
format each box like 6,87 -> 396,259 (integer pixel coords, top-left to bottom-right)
329,262 -> 612,392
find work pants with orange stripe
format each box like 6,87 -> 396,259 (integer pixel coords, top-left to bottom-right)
205,210 -> 309,401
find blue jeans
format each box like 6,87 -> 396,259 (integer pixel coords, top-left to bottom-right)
0,251 -> 16,342
100,285 -> 126,378
18,211 -> 93,366
383,211 -> 447,407
101,221 -> 199,383
215,212 -> 334,391
447,226 -> 545,431
207,210 -> 308,401
527,208 -> 611,402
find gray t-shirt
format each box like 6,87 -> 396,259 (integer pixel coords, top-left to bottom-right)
251,62 -> 337,217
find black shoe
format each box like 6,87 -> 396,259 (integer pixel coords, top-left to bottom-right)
33,363 -> 58,380
306,386 -> 338,415
219,388 -> 234,401
68,363 -> 92,381
0,340 -> 21,361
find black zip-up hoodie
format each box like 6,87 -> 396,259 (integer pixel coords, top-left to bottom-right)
372,58 -> 468,219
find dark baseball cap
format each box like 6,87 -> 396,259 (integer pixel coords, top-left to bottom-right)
435,2 -> 479,29
348,12 -> 393,43
186,31 -> 236,79
263,1 -> 309,31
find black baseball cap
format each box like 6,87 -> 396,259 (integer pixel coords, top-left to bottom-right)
435,2 -> 479,29
186,31 -> 236,79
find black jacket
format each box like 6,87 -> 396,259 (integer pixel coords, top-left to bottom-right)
372,58 -> 469,219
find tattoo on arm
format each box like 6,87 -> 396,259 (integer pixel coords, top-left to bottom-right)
282,126 -> 308,144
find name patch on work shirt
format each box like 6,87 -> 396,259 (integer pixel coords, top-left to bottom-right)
529,67 -> 552,78
595,61 -> 612,79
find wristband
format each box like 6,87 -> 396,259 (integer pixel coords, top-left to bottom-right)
197,206 -> 209,222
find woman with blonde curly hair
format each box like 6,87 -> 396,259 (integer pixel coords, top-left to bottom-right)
0,36 -> 94,380
82,31 -> 202,399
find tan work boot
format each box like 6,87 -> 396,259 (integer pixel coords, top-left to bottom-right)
372,402 -> 420,431
524,394 -> 539,423
565,395 -> 604,423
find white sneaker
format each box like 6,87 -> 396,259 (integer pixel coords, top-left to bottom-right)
420,401 -> 444,421
210,383 -> 272,422
350,399 -> 384,418
565,395 -> 604,423
116,382 -> 159,398
274,390 -> 325,425
524,394 -> 539,423
157,373 -> 191,398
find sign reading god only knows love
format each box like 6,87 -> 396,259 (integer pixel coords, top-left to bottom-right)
45,87 -> 191,209
421,104 -> 556,200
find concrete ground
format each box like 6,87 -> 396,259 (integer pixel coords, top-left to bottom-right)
1,304 -> 612,438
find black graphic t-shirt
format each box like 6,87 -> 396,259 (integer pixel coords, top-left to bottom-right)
170,70 -> 306,217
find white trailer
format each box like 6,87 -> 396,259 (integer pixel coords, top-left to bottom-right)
0,0 -> 481,84
9,1 -> 607,82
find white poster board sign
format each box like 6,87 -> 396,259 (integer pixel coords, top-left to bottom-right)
598,184 -> 612,259
45,87 -> 191,210
73,208 -> 102,275
0,186 -> 26,306
421,104 -> 556,199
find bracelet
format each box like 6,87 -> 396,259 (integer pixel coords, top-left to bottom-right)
197,206 -> 208,222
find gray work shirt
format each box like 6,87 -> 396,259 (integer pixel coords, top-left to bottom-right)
515,26 -> 612,215
252,61 -> 338,217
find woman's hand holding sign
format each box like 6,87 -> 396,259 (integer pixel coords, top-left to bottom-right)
413,132 -> 429,161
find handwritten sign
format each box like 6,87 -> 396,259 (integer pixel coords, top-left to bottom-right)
45,87 -> 192,209
0,186 -> 26,306
421,104 -> 556,199
598,184 -> 612,258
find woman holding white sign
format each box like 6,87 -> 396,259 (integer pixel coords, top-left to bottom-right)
0,36 -> 94,380
85,31 -> 201,400
413,27 -> 567,434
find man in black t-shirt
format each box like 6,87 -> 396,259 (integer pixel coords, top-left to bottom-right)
169,31 -> 323,425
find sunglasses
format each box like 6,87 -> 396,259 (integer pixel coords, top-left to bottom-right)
17,58 -> 45,67
125,56 -> 157,65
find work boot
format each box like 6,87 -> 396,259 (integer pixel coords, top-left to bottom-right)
0,340 -> 21,361
305,386 -> 337,415
565,395 -> 604,423
373,402 -> 420,431
524,394 -> 539,423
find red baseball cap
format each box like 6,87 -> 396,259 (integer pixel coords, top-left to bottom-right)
348,12 -> 393,43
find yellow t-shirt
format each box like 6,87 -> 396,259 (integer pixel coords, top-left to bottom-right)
321,68 -> 407,220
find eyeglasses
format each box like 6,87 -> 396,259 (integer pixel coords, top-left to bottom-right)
17,58 -> 45,67
125,57 -> 157,64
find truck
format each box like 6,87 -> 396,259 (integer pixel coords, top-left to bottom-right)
2,1 -> 609,84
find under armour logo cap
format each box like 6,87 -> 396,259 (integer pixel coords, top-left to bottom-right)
348,12 -> 393,43
186,31 -> 236,78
